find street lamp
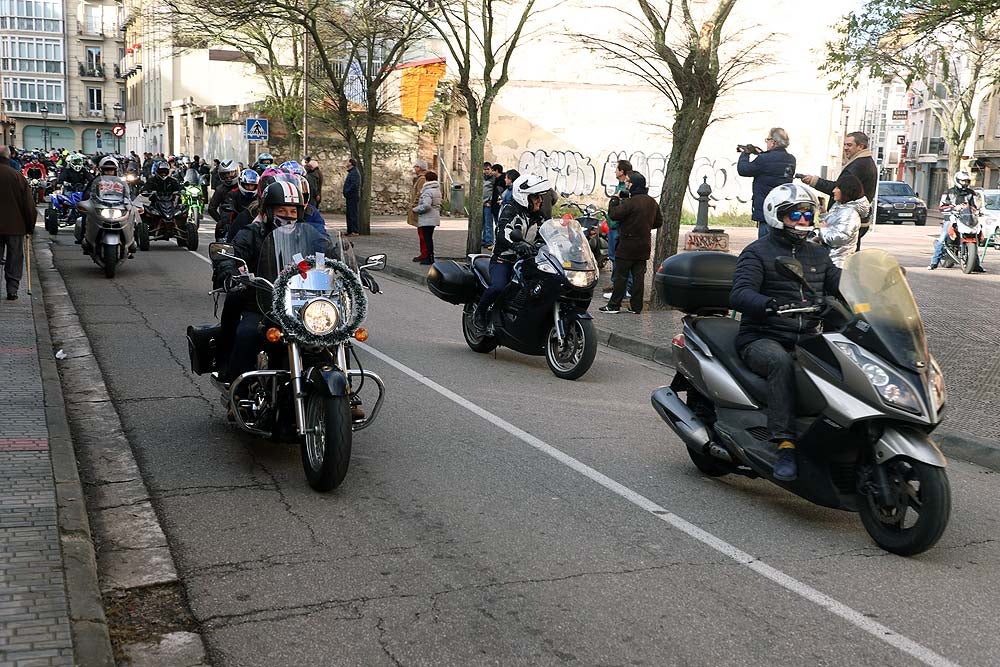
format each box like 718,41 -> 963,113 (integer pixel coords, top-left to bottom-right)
39,105 -> 49,151
113,102 -> 123,153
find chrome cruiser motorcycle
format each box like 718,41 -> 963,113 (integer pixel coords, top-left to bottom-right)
651,249 -> 950,556
427,218 -> 599,380
77,176 -> 139,279
187,228 -> 387,492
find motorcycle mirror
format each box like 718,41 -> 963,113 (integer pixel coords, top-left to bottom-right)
209,242 -> 236,261
362,254 -> 387,271
774,256 -> 817,294
509,228 -> 524,243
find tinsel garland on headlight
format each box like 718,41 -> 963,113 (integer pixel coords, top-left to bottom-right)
271,257 -> 368,346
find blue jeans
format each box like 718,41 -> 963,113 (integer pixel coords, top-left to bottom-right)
478,260 -> 512,312
606,227 -> 633,292
481,205 -> 495,246
930,223 -> 949,265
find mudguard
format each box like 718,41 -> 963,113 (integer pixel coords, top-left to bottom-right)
874,427 -> 947,468
101,231 -> 121,245
566,310 -> 593,321
304,365 -> 349,397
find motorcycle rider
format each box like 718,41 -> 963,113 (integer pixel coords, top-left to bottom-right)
216,181 -> 329,382
474,173 -> 551,330
208,159 -> 240,240
296,175 -> 327,236
22,153 -> 47,182
928,170 -> 982,271
730,183 -> 841,482
221,169 -> 260,242
58,154 -> 91,193
75,156 -> 123,244
141,160 -> 182,199
253,152 -> 275,174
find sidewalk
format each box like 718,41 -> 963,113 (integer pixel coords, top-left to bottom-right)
329,215 -> 1000,472
1,246 -> 112,666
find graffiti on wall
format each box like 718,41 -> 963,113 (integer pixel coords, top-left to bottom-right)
517,150 -> 597,196
516,148 -> 751,207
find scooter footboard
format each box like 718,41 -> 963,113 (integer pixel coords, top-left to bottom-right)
650,386 -> 711,451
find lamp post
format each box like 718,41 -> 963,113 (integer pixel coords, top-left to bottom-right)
40,105 -> 49,151
113,102 -> 123,153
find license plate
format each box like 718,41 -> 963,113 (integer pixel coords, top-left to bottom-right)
898,212 -> 913,217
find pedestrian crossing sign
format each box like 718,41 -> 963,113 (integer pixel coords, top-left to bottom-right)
245,118 -> 269,142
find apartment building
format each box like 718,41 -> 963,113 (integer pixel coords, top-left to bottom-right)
1,0 -> 125,152
973,93 -> 1000,190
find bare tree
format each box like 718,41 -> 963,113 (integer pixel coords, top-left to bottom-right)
394,0 -> 551,254
580,1 -> 764,307
824,1 -> 1000,176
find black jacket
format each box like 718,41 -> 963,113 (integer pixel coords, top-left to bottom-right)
207,184 -> 236,222
58,167 -> 90,191
814,153 -> 878,225
141,174 -> 182,198
730,231 -> 841,350
737,148 -> 796,223
342,166 -> 360,200
491,201 -> 544,263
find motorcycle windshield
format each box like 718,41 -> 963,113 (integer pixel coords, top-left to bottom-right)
538,218 -> 597,271
256,223 -> 332,312
839,249 -> 929,371
91,176 -> 128,207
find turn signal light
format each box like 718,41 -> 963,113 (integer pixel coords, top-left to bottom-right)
353,327 -> 369,342
265,327 -> 283,343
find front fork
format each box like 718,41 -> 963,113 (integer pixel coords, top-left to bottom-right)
553,303 -> 565,345
288,342 -> 349,436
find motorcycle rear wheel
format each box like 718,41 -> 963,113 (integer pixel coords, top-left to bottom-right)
858,458 -> 950,556
462,304 -> 498,353
545,318 -> 597,380
301,393 -> 352,492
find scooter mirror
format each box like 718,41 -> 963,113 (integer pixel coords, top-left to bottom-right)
774,256 -> 816,294
362,254 -> 387,271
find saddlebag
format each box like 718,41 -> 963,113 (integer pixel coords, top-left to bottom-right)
655,251 -> 736,314
426,260 -> 478,305
186,324 -> 222,375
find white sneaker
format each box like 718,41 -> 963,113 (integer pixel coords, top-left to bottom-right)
602,291 -> 612,299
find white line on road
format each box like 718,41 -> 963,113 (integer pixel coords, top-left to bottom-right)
357,341 -> 960,667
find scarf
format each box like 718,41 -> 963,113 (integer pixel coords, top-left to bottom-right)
843,148 -> 873,167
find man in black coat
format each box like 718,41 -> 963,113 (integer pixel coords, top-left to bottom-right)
342,158 -> 361,236
736,127 -> 796,238
730,183 -> 840,482
802,131 -> 878,247
0,146 -> 37,300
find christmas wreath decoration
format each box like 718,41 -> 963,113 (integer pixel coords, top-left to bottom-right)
271,256 -> 368,346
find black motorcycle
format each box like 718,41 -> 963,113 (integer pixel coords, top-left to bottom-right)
427,218 -> 599,380
140,192 -> 196,251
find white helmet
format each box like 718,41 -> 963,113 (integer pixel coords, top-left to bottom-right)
954,170 -> 972,188
762,183 -> 819,230
511,173 -> 552,208
98,156 -> 119,175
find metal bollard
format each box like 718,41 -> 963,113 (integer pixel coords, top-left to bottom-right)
693,176 -> 712,233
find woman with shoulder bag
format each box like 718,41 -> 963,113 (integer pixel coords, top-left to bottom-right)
413,171 -> 442,265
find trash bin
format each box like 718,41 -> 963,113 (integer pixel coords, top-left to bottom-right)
450,184 -> 465,217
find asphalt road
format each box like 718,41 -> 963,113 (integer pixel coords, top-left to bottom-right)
49,228 -> 1000,667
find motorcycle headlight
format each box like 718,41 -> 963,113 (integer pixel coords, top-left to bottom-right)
565,270 -> 596,288
928,356 -> 946,410
301,298 -> 340,336
100,208 -> 125,220
835,342 -> 921,413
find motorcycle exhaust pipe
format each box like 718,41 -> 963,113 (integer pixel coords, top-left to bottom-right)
650,386 -> 712,451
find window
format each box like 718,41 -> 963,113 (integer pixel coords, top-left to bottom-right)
84,46 -> 101,76
85,5 -> 101,34
0,36 -> 63,74
1,75 -> 64,114
978,98 -> 990,139
87,87 -> 103,112
0,0 -> 63,32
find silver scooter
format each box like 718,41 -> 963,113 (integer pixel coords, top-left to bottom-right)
651,249 -> 950,556
77,175 -> 138,279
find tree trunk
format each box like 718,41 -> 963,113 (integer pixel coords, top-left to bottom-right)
360,125 -> 376,235
466,122 -> 487,255
650,103 -> 715,309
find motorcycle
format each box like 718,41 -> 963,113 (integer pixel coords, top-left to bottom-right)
28,177 -> 47,204
125,170 -> 143,190
140,192 -> 196,251
44,183 -> 86,235
427,218 -> 599,380
181,181 -> 205,224
650,249 -> 950,556
938,205 -> 984,273
560,198 -> 609,269
187,229 -> 387,492
77,176 -> 139,279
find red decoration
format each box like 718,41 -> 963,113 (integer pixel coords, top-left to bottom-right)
297,260 -> 310,278
126,47 -> 133,54
600,220 -> 609,235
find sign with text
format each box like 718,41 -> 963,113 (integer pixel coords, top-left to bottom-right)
891,110 -> 908,121
245,118 -> 269,142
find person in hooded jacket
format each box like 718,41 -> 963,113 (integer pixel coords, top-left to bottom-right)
413,170 -> 442,265
817,173 -> 868,268
730,183 -> 841,482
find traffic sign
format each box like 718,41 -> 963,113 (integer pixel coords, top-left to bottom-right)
245,118 -> 269,142
112,124 -> 125,137
96,129 -> 103,138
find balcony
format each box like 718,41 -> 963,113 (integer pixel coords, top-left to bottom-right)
79,63 -> 106,80
920,136 -> 947,155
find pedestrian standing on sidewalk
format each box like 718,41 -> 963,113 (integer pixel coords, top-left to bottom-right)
343,158 -> 361,236
482,162 -> 496,250
413,170 -> 442,265
817,173 -> 868,268
409,159 -> 429,262
501,169 -> 520,206
801,131 -> 877,249
604,159 -> 632,296
305,157 -> 323,208
598,171 -> 662,315
0,146 -> 37,300
736,128 -> 796,239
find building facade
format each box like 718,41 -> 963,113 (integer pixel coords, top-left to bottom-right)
973,92 -> 1000,190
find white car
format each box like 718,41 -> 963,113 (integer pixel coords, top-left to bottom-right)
981,189 -> 1000,246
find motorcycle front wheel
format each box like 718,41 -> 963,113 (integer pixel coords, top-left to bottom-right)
137,222 -> 150,251
962,242 -> 980,274
44,208 -> 58,235
545,318 -> 597,380
102,244 -> 117,279
186,222 -> 199,251
858,458 -> 950,556
301,393 -> 352,492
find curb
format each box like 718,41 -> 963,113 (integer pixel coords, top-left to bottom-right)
384,259 -> 1000,473
28,234 -> 116,667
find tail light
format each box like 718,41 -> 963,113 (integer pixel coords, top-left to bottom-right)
672,334 -> 685,348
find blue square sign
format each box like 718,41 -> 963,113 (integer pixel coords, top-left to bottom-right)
245,118 -> 269,142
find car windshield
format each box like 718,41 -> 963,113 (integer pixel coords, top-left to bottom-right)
878,182 -> 915,197
538,218 -> 597,271
839,249 -> 928,371
984,193 -> 1000,210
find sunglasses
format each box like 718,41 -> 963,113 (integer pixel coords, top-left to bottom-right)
786,210 -> 815,223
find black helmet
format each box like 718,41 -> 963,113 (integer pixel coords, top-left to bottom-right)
261,180 -> 304,228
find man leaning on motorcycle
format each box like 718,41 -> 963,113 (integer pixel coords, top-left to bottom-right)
729,183 -> 841,482
928,170 -> 982,271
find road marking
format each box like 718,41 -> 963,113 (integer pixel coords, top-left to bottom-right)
189,250 -> 212,265
357,341 -> 960,667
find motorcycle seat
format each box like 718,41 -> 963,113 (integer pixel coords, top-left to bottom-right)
472,255 -> 492,285
692,317 -> 824,415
